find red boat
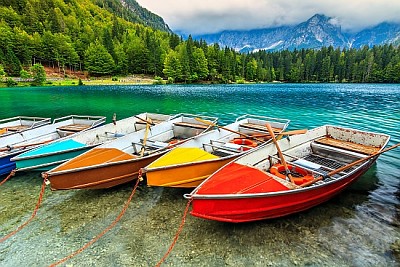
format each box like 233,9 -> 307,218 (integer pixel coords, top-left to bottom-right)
185,125 -> 391,223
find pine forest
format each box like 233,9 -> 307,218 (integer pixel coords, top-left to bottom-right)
1,0 -> 400,84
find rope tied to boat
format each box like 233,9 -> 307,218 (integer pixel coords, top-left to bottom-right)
49,177 -> 141,267
0,177 -> 47,243
0,169 -> 16,186
155,198 -> 193,267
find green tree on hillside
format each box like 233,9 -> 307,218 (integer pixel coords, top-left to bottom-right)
84,41 -> 115,75
30,63 -> 46,85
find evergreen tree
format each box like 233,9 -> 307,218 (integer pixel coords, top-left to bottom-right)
84,41 -> 115,75
30,63 -> 46,85
4,47 -> 21,76
163,50 -> 181,82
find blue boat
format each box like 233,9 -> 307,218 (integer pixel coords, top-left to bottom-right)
0,115 -> 105,176
11,113 -> 171,172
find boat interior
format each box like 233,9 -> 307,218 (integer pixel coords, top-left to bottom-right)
201,121 -> 284,158
262,136 -> 377,184
129,120 -> 212,156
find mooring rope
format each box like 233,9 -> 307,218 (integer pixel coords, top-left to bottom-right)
155,198 -> 193,267
49,177 -> 141,267
0,169 -> 16,186
0,178 -> 47,243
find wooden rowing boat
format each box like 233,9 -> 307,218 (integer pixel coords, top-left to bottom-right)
7,115 -> 106,172
143,115 -> 290,188
42,114 -> 218,190
185,125 -> 390,223
0,116 -> 51,137
9,113 -> 170,172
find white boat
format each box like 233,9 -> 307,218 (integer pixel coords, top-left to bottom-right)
10,113 -> 171,172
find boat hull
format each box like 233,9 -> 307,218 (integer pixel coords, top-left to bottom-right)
190,160 -> 375,223
47,152 -> 165,190
146,157 -> 236,188
0,155 -> 16,176
15,147 -> 91,171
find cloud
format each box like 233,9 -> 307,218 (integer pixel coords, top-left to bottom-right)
136,0 -> 400,34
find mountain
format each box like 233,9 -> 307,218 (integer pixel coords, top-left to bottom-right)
194,14 -> 400,52
90,0 -> 171,32
351,22 -> 400,48
116,0 -> 171,32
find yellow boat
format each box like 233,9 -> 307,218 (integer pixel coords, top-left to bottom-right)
143,114 -> 290,188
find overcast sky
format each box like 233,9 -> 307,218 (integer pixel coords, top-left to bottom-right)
135,0 -> 400,35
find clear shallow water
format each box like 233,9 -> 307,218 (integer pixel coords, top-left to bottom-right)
0,83 -> 400,266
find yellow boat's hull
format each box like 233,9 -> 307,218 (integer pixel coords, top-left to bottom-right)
146,156 -> 236,188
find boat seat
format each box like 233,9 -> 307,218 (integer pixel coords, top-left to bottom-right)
203,143 -> 242,155
173,122 -> 208,130
57,124 -> 91,133
136,119 -> 163,125
239,123 -> 280,133
5,125 -> 30,132
315,137 -> 380,155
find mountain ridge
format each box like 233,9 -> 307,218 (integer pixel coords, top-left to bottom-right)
193,14 -> 400,52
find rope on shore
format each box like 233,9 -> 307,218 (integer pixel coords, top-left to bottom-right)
0,169 -> 16,186
0,178 -> 47,243
49,177 -> 141,267
155,198 -> 193,267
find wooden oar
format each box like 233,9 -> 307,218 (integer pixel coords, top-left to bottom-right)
266,123 -> 295,184
251,129 -> 308,137
140,117 -> 153,156
300,142 -> 400,188
195,117 -> 266,143
0,139 -> 52,152
330,142 -> 400,176
134,115 -> 156,126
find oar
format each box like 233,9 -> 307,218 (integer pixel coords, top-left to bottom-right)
195,117 -> 266,143
0,139 -> 52,152
140,118 -> 153,156
266,123 -> 295,184
134,115 -> 156,126
330,142 -> 400,176
251,129 -> 308,137
300,142 -> 400,188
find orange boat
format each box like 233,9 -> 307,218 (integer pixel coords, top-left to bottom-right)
42,114 -> 217,190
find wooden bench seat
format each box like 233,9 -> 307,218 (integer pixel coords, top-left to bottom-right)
57,124 -> 91,132
5,125 -> 30,132
136,119 -> 164,125
173,122 -> 209,130
239,123 -> 281,133
315,137 -> 380,155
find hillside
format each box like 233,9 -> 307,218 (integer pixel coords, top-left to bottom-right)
0,0 -> 177,77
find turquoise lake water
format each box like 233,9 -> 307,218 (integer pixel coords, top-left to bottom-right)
0,83 -> 400,266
